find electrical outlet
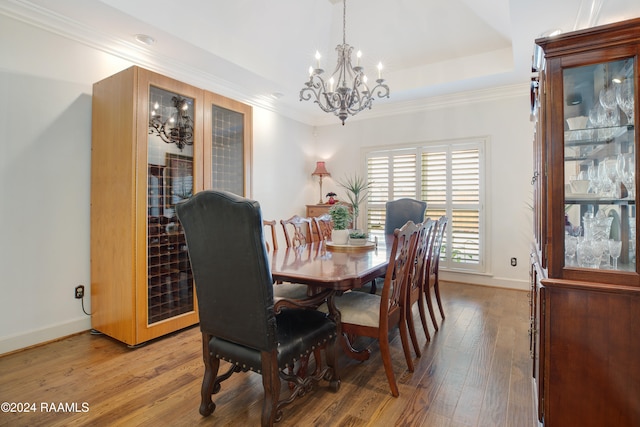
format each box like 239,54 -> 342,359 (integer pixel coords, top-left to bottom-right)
510,257 -> 517,267
75,285 -> 85,299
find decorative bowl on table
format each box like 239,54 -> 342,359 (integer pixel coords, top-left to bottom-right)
349,237 -> 368,246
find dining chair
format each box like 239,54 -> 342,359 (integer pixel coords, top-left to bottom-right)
357,198 -> 427,295
176,190 -> 340,426
311,214 -> 333,242
280,215 -> 313,247
425,215 -> 448,330
263,218 -> 310,299
384,198 -> 427,236
404,219 -> 435,357
324,220 -> 420,397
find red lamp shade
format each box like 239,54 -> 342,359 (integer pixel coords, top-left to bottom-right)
312,161 -> 330,203
312,161 -> 331,177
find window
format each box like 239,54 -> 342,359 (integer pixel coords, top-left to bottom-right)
365,139 -> 485,273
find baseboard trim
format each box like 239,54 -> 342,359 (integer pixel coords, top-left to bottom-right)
0,317 -> 91,356
441,271 -> 528,291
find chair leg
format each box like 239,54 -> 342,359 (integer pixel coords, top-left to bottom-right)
405,303 -> 422,357
425,285 -> 439,331
261,351 -> 281,427
434,275 -> 445,319
369,278 -> 378,294
199,333 -> 217,417
378,333 -> 400,397
416,290 -> 431,342
398,312 -> 414,373
324,335 -> 341,392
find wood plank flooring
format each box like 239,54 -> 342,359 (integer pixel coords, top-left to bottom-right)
0,282 -> 535,426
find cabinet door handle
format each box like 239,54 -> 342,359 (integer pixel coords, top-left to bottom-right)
531,171 -> 539,185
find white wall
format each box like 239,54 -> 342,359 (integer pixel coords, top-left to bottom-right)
0,13 -> 533,354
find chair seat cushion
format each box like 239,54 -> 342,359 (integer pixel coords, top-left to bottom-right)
320,291 -> 381,328
209,309 -> 336,373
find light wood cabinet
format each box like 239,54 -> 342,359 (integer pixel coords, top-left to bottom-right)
91,66 -> 251,346
531,18 -> 640,426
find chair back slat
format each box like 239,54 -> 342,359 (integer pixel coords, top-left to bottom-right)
312,214 -> 333,242
280,215 -> 312,247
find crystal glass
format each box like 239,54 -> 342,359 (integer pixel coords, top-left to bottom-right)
565,235 -> 578,264
598,160 -> 612,195
577,239 -> 600,268
616,79 -> 634,123
608,239 -> 622,269
587,163 -> 601,194
600,86 -> 618,111
617,153 -> 635,198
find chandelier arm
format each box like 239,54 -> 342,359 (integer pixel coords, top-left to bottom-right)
300,75 -> 341,112
371,83 -> 390,99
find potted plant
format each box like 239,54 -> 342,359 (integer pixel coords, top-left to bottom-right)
339,174 -> 373,231
328,204 -> 352,244
349,230 -> 368,246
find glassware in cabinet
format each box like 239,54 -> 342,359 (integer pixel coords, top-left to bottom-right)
562,58 -> 636,272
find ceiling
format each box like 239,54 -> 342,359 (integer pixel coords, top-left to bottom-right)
3,0 -> 640,125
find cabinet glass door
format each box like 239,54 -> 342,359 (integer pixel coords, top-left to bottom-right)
210,105 -> 245,195
147,86 -> 195,324
203,92 -> 252,196
563,58 -> 635,271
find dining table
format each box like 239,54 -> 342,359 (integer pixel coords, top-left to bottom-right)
269,240 -> 389,292
269,240 -> 390,361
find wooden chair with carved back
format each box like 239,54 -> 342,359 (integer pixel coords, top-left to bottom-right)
323,220 -> 420,397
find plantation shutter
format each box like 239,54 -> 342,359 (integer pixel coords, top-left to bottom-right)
366,140 -> 484,273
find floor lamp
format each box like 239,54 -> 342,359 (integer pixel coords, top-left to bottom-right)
312,161 -> 331,204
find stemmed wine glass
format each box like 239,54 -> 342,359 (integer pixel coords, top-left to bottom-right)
616,79 -> 634,124
600,87 -> 618,110
587,163 -> 600,194
617,152 -> 635,198
565,235 -> 578,264
598,160 -> 612,196
608,239 -> 622,269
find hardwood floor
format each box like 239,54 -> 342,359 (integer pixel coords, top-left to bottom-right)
0,282 -> 534,426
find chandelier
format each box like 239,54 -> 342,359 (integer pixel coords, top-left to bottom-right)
300,0 -> 389,125
149,96 -> 194,150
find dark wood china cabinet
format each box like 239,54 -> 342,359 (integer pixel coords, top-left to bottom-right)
91,66 -> 251,346
530,18 -> 640,427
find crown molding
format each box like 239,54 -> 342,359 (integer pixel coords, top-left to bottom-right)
311,83 -> 528,126
0,0 -> 301,118
1,0 -> 527,128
